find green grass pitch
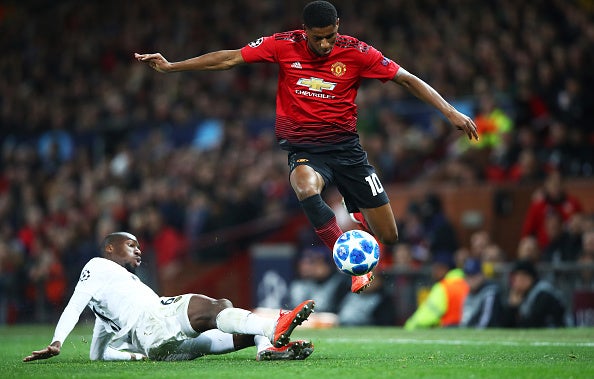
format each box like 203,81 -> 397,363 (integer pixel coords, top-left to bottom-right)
3,324 -> 593,378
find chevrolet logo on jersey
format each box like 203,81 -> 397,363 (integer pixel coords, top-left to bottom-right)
297,77 -> 336,92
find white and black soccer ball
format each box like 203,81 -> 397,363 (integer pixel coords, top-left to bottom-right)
332,230 -> 380,276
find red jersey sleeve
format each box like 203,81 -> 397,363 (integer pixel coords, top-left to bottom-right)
361,45 -> 400,82
241,35 -> 277,63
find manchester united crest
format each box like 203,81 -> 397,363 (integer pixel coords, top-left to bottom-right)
331,62 -> 346,77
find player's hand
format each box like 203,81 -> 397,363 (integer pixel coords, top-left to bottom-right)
134,52 -> 172,73
449,110 -> 479,141
23,342 -> 61,362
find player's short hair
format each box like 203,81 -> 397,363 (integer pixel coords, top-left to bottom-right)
101,232 -> 138,254
303,1 -> 338,28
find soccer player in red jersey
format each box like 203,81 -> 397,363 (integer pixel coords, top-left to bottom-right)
135,1 -> 479,293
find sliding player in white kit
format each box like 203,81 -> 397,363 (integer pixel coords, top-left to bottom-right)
23,232 -> 315,362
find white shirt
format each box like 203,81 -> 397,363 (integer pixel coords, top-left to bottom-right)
52,257 -> 159,347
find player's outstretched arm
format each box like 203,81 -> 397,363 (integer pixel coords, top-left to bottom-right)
23,341 -> 61,362
392,68 -> 479,141
134,49 -> 245,73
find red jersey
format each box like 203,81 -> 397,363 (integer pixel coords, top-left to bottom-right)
240,30 -> 399,149
521,194 -> 583,249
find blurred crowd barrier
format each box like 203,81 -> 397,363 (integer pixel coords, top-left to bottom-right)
385,261 -> 594,327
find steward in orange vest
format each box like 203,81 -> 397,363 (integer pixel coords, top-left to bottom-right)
405,257 -> 469,330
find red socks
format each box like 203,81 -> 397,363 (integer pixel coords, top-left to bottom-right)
314,217 -> 343,252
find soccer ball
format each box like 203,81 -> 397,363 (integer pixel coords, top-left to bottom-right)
332,230 -> 380,276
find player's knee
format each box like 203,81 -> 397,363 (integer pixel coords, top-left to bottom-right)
293,186 -> 317,200
378,228 -> 399,246
382,232 -> 399,245
290,166 -> 323,200
291,181 -> 319,200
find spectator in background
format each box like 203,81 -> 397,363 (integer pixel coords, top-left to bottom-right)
453,247 -> 470,272
554,78 -> 587,135
288,247 -> 349,314
516,236 -> 541,263
143,206 -> 188,289
461,94 -> 513,151
0,239 -> 24,324
565,127 -> 593,178
392,243 -> 423,271
398,202 -> 430,264
578,229 -> 594,259
487,126 -> 546,184
391,243 -> 423,325
468,230 -> 505,273
481,244 -> 505,270
506,148 -> 547,184
575,252 -> 594,290
399,194 -> 460,266
469,230 -> 491,260
17,205 -> 45,255
337,273 -> 395,326
502,260 -> 567,328
452,93 -> 513,183
521,170 -> 583,250
541,211 -> 583,263
460,258 -> 503,328
542,121 -> 575,175
25,235 -> 67,322
404,254 -> 469,330
418,193 -> 459,261
573,228 -> 594,289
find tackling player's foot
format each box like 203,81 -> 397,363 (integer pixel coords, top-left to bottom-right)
351,272 -> 374,293
256,340 -> 314,361
271,300 -> 315,347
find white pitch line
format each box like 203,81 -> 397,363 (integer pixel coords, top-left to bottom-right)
325,338 -> 594,347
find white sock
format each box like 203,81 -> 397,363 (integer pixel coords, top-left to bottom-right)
193,329 -> 236,354
216,308 -> 275,341
254,335 -> 273,353
157,330 -> 236,360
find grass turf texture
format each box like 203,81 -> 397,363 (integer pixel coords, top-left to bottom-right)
3,324 -> 593,378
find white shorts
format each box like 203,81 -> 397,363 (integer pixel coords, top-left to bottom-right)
130,294 -> 200,359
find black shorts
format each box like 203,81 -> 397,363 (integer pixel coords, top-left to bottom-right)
288,143 -> 390,213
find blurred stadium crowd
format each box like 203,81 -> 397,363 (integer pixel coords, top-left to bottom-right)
1,0 -> 593,324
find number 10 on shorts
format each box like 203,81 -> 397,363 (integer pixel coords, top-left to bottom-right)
365,173 -> 384,196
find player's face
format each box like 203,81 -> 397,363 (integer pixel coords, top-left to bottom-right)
110,238 -> 142,273
305,21 -> 339,56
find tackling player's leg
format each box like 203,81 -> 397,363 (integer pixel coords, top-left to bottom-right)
188,294 -> 314,349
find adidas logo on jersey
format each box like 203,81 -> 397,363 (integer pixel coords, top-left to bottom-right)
291,62 -> 302,69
